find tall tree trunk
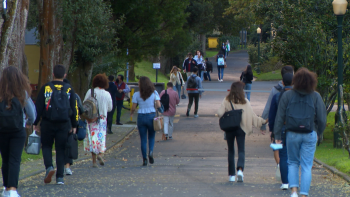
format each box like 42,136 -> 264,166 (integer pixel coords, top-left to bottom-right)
37,0 -> 63,89
68,59 -> 94,99
0,0 -> 30,74
129,60 -> 135,82
200,34 -> 206,56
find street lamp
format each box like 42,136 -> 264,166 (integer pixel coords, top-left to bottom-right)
332,0 -> 348,148
257,27 -> 261,74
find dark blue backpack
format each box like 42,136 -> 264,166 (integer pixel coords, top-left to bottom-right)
45,82 -> 71,122
0,97 -> 23,132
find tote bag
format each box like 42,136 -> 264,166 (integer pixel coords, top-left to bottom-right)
153,93 -> 164,131
219,101 -> 242,132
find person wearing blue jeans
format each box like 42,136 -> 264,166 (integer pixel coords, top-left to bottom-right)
240,65 -> 254,101
217,66 -> 224,81
274,68 -> 326,197
244,83 -> 252,101
173,82 -> 181,100
131,76 -> 161,166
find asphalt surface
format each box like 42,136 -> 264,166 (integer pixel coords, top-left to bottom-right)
17,51 -> 350,197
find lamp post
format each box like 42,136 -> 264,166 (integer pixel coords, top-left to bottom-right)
257,27 -> 261,74
332,0 -> 348,148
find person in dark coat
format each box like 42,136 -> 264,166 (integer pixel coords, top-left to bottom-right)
204,58 -> 213,81
106,75 -> 118,134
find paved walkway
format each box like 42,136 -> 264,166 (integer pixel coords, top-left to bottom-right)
17,51 -> 350,197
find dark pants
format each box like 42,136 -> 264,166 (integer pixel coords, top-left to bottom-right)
206,71 -> 211,81
187,93 -> 199,115
116,100 -> 123,124
225,128 -> 246,176
0,128 -> 26,188
41,120 -> 71,179
107,103 -> 116,130
279,129 -> 288,184
137,113 -> 156,159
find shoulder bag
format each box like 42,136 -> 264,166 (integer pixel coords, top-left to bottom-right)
219,101 -> 242,132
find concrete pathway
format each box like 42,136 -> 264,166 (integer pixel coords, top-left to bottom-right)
17,51 -> 350,197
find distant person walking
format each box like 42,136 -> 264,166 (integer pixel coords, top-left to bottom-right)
186,67 -> 203,118
106,75 -> 118,133
204,58 -> 213,81
216,52 -> 226,82
115,75 -> 130,125
183,53 -> 198,80
194,50 -> 204,81
218,81 -> 268,183
160,82 -> 180,140
274,68 -> 326,197
0,67 -> 36,197
226,40 -> 231,57
240,65 -> 254,101
34,64 -> 78,185
130,76 -> 161,166
169,66 -> 185,101
83,74 -> 113,168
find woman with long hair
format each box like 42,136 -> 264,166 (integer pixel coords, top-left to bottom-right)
169,66 -> 184,101
218,81 -> 267,183
0,66 -> 36,197
240,65 -> 254,101
83,74 -> 113,168
194,50 -> 204,81
130,76 -> 161,166
274,68 -> 326,197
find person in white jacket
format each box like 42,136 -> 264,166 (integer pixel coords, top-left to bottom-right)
169,66 -> 185,101
83,74 -> 113,168
218,81 -> 268,183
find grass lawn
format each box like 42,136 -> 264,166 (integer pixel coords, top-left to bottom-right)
133,61 -> 170,84
314,112 -> 350,175
205,50 -> 218,58
253,70 -> 282,81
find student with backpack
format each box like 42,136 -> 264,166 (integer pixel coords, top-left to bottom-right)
160,82 -> 180,140
186,67 -> 203,118
268,73 -> 293,190
240,65 -> 254,101
0,67 -> 36,197
274,68 -> 327,197
33,65 -> 78,185
216,52 -> 225,82
83,74 -> 113,168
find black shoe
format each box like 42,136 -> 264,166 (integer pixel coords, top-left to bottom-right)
186,111 -> 189,117
143,158 -> 148,166
107,129 -> 113,134
149,151 -> 154,164
116,122 -> 123,125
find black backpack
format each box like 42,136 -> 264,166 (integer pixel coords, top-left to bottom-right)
187,75 -> 198,89
45,82 -> 71,122
160,90 -> 170,112
0,97 -> 23,133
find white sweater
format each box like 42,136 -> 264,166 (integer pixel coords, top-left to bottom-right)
170,72 -> 184,86
83,88 -> 113,118
217,98 -> 266,135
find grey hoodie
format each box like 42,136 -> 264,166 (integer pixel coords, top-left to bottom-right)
260,81 -> 284,131
274,90 -> 327,140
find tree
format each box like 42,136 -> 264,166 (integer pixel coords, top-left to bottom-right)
0,0 -> 30,75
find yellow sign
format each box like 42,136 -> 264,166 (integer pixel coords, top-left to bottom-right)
208,37 -> 218,49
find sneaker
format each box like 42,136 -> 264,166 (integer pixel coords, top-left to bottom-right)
218,79 -> 220,81
165,134 -> 168,140
65,168 -> 73,175
280,184 -> 289,190
44,166 -> 55,184
186,111 -> 189,117
229,176 -> 235,182
56,177 -> 64,185
168,136 -> 173,140
291,192 -> 298,197
194,114 -> 199,118
1,188 -> 8,197
8,190 -> 20,197
220,79 -> 223,82
237,170 -> 244,182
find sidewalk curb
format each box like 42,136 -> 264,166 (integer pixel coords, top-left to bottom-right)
19,126 -> 137,181
314,158 -> 350,183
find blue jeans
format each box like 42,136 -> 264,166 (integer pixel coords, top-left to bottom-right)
279,128 -> 288,184
217,66 -> 224,80
244,83 -> 252,101
200,70 -> 204,81
137,113 -> 156,159
173,83 -> 181,100
206,71 -> 211,81
116,100 -> 123,123
287,131 -> 317,196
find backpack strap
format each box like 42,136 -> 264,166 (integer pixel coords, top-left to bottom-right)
91,88 -> 95,98
230,101 -> 234,110
274,85 -> 282,92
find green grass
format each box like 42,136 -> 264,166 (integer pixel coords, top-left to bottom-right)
205,50 -> 218,58
134,61 -> 170,84
253,70 -> 282,81
315,112 -> 350,175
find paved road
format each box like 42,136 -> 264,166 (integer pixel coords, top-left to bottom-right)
18,51 -> 350,197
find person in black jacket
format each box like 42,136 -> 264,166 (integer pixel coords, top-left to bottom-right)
182,53 -> 198,80
240,65 -> 254,101
33,64 -> 78,185
106,75 -> 118,134
204,58 -> 213,81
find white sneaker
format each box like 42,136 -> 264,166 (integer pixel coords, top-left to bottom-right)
221,79 -> 223,82
65,168 -> 73,175
237,170 -> 244,182
291,192 -> 298,197
229,176 -> 235,182
280,184 -> 289,190
1,188 -> 8,197
8,190 -> 20,197
218,79 -> 220,81
194,114 -> 199,118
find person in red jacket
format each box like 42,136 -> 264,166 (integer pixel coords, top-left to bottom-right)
115,75 -> 130,125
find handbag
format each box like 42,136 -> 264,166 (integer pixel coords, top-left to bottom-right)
77,119 -> 87,141
25,131 -> 41,155
219,101 -> 242,132
65,133 -> 78,160
153,94 -> 164,131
